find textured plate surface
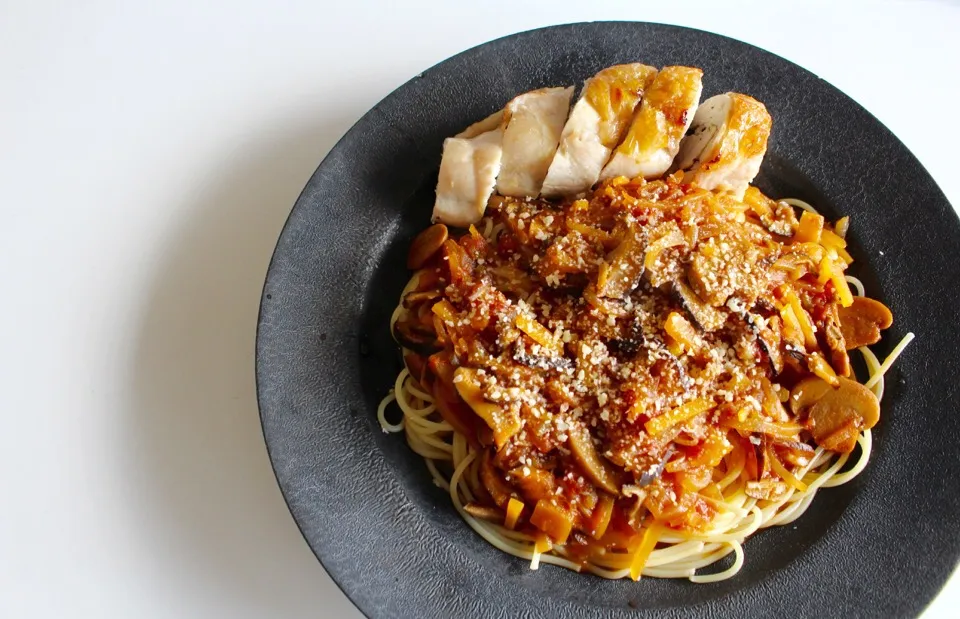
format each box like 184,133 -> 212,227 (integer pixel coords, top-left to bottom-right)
256,22 -> 960,619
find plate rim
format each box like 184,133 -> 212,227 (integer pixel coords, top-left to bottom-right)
256,21 -> 960,619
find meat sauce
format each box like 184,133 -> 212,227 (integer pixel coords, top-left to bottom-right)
394,173 -> 890,548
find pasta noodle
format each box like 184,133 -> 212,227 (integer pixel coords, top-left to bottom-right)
379,186 -> 912,581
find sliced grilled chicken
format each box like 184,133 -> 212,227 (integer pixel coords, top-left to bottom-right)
432,122 -> 503,227
672,93 -> 772,200
600,66 -> 703,182
496,87 -> 574,197
541,64 -> 658,198
456,109 -> 504,139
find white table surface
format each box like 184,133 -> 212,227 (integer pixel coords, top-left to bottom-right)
3,1 -> 958,617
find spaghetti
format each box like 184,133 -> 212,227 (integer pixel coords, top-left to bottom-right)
379,180 -> 912,582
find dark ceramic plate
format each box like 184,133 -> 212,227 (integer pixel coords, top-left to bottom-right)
256,22 -> 960,619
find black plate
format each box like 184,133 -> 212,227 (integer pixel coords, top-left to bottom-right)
256,22 -> 960,618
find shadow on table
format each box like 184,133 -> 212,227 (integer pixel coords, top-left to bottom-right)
125,112 -> 365,618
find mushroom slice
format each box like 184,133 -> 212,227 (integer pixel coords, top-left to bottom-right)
463,502 -> 504,522
823,303 -> 851,377
392,318 -> 439,356
837,296 -> 894,350
600,66 -> 704,181
775,440 -> 816,468
735,306 -> 783,375
407,223 -> 449,269
790,376 -> 880,453
401,289 -> 441,308
479,449 -> 513,508
672,279 -> 727,332
672,93 -> 772,200
541,63 -> 658,197
596,228 -> 646,298
496,87 -> 574,198
567,423 -> 622,495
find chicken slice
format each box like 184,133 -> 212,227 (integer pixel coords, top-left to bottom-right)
496,86 -> 574,197
456,109 -> 504,139
672,93 -> 772,200
541,64 -> 658,198
600,66 -> 703,182
432,123 -> 503,227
